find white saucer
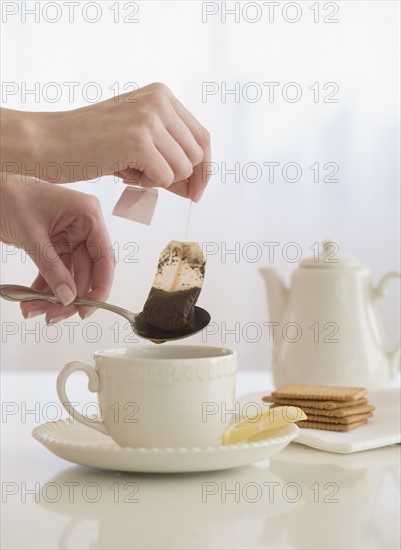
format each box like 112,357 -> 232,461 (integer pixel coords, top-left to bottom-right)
32,420 -> 299,473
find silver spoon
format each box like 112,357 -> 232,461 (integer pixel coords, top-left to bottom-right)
0,284 -> 211,343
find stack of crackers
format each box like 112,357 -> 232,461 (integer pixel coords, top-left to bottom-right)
263,384 -> 375,432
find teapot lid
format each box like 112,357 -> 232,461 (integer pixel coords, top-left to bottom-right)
301,241 -> 360,268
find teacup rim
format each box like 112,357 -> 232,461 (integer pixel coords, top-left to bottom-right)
93,344 -> 237,362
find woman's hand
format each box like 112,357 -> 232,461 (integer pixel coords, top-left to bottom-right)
1,83 -> 211,202
0,177 -> 116,323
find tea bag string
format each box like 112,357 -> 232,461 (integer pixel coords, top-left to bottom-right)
185,200 -> 192,242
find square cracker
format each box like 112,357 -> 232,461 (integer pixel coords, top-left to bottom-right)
298,419 -> 368,431
305,412 -> 372,424
271,384 -> 367,402
262,395 -> 368,410
270,403 -> 375,418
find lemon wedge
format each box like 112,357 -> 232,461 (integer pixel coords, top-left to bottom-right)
222,406 -> 307,445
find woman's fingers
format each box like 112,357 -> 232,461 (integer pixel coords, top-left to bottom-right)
20,273 -> 52,319
27,235 -> 77,306
187,155 -> 210,203
163,105 -> 204,168
114,90 -> 210,201
118,129 -> 208,200
166,179 -> 191,200
125,143 -> 174,188
153,127 -> 194,183
78,218 -> 116,319
44,244 -> 90,324
170,97 -> 211,201
21,235 -> 77,321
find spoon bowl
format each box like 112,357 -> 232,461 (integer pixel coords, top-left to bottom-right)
0,284 -> 211,343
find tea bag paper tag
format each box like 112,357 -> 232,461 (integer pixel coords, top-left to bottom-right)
112,186 -> 158,225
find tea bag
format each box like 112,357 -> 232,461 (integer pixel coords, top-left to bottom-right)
139,241 -> 206,333
112,186 -> 158,225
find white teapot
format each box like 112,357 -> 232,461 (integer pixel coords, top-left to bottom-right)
259,241 -> 400,389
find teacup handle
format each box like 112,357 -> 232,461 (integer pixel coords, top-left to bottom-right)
374,271 -> 401,378
57,361 -> 109,435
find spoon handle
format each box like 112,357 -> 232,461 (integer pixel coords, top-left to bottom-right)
0,284 -> 100,306
0,284 -> 135,320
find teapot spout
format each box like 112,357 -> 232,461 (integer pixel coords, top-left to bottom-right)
259,267 -> 288,324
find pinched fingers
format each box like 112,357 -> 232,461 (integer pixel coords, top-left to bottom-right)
118,86 -> 211,200
77,217 -> 116,320
20,273 -> 53,320
170,97 -> 211,201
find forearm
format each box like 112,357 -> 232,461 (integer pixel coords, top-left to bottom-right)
0,108 -> 54,182
1,105 -> 105,184
0,84 -> 211,199
0,177 -> 11,242
0,175 -> 24,243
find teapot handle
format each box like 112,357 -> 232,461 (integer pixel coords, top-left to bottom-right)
373,271 -> 401,378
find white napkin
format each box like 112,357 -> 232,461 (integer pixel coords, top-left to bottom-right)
237,389 -> 400,454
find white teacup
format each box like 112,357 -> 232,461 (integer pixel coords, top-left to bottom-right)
57,345 -> 237,448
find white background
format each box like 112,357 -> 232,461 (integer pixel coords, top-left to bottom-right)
1,0 -> 400,372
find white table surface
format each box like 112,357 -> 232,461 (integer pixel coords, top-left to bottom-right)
1,370 -> 400,550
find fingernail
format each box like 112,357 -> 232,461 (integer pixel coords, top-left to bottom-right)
26,310 -> 44,319
48,316 -> 66,325
81,307 -> 95,320
55,284 -> 75,306
193,189 -> 205,203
